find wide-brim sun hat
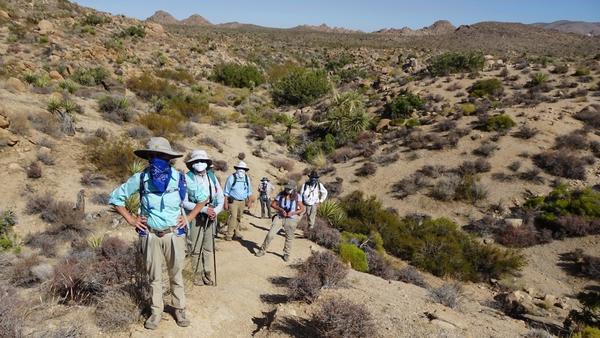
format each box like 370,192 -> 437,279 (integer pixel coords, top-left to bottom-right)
308,170 -> 319,178
134,137 -> 182,160
234,161 -> 250,171
186,149 -> 212,166
261,177 -> 269,181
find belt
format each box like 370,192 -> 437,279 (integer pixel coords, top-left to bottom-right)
149,227 -> 174,238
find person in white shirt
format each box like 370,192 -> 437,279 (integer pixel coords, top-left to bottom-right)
183,150 -> 224,286
300,171 -> 328,229
257,177 -> 275,219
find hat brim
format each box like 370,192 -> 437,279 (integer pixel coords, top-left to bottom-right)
234,166 -> 250,171
134,149 -> 183,160
186,158 -> 213,165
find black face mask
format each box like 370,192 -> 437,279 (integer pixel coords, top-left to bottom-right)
309,178 -> 318,185
284,188 -> 292,195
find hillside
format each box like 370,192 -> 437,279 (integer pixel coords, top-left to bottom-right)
0,0 -> 599,337
534,20 -> 600,36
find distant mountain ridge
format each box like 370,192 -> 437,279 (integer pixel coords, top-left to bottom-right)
145,11 -> 600,36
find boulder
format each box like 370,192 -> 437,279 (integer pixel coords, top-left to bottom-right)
0,129 -> 18,146
48,70 -> 63,80
37,20 -> 54,35
376,119 -> 392,133
495,291 -> 546,317
146,22 -> 166,37
0,115 -> 9,129
5,77 -> 27,93
0,10 -> 9,19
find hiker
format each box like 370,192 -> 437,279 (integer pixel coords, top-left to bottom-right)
257,177 -> 274,219
109,137 -> 208,330
255,181 -> 305,262
300,171 -> 328,229
183,149 -> 224,286
223,161 -> 253,241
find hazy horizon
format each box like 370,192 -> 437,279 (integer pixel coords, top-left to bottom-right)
73,0 -> 600,32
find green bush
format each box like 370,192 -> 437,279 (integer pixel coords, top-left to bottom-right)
120,25 -> 145,38
23,72 -> 50,88
98,96 -> 132,123
459,103 -> 476,115
155,68 -> 195,84
339,243 -> 369,272
339,191 -> 524,281
271,67 -> 330,106
428,52 -> 485,76
87,137 -> 138,180
530,72 -> 549,87
211,63 -> 265,88
317,200 -> 346,227
59,79 -> 80,94
572,327 -> 600,338
574,67 -> 591,76
484,114 -> 516,131
384,91 -> 424,119
469,78 -> 503,98
126,74 -> 178,100
139,113 -> 181,138
164,94 -> 209,120
82,13 -> 110,26
71,67 -> 109,86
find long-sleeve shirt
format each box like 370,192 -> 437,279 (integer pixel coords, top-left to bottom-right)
300,182 -> 328,206
109,169 -> 208,231
223,174 -> 252,201
273,192 -> 303,219
183,171 -> 224,215
258,181 -> 275,199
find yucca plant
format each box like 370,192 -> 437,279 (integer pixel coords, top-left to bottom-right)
87,235 -> 104,249
531,72 -> 548,87
125,193 -> 140,216
317,200 -> 346,227
128,159 -> 146,175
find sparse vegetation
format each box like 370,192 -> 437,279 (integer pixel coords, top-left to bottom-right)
428,51 -> 485,76
211,63 -> 265,88
71,66 -> 109,86
98,95 -> 133,123
533,150 -> 587,180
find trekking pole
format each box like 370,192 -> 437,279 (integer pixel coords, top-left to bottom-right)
212,217 -> 217,287
193,216 -> 210,275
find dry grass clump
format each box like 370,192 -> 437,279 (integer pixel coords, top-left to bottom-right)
554,130 -> 589,150
270,158 -> 295,172
10,253 -> 43,286
27,161 -> 42,178
98,95 -> 133,123
355,162 -> 377,177
199,136 -> 224,153
127,126 -> 151,139
391,173 -> 430,199
87,136 -> 137,180
473,141 -> 499,157
213,160 -> 228,172
37,150 -> 55,165
302,219 -> 341,250
397,266 -> 428,288
0,285 -> 25,338
311,296 -> 376,338
95,289 -> 141,332
513,124 -> 539,139
429,283 -> 463,309
574,104 -> 600,129
563,249 -> 600,280
7,111 -> 31,136
288,251 -> 348,303
431,174 -> 488,204
26,194 -> 89,241
80,171 -> 107,187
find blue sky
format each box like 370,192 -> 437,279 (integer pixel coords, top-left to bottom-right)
74,0 -> 600,32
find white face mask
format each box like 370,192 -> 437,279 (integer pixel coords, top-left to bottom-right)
236,169 -> 246,177
193,162 -> 208,173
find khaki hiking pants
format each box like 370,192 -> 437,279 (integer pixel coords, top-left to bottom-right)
260,216 -> 299,256
304,204 -> 318,229
226,199 -> 245,239
188,214 -> 215,277
139,231 -> 186,316
260,197 -> 272,219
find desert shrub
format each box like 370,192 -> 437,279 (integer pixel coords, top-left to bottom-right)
126,74 -> 178,100
25,231 -> 59,257
429,283 -> 463,309
50,257 -> 104,304
138,113 -> 181,138
82,13 -> 110,26
213,160 -> 228,172
391,173 -> 430,199
98,95 -> 132,123
428,51 -> 485,76
431,174 -> 461,201
27,161 -> 42,179
483,114 -> 516,132
469,78 -> 503,98
525,185 -> 600,238
435,119 -> 457,132
513,124 -> 539,139
338,243 -> 369,272
364,249 -> 397,280
155,68 -> 194,84
552,64 -> 569,74
271,67 -> 330,106
459,102 -> 476,115
473,141 -> 498,157
36,149 -> 55,165
384,91 -> 424,119
0,286 -> 24,338
397,266 -> 428,287
10,254 -> 42,286
518,168 -> 545,184
95,289 -> 140,333
165,93 -> 210,120
533,150 -> 587,180
119,25 -> 145,38
87,136 -> 137,180
311,297 -> 375,338
304,220 -> 341,250
211,63 -> 264,88
457,159 -> 491,175
496,224 -> 549,248
574,67 -> 591,77
564,249 -> 600,280
288,251 -> 348,303
71,66 -> 108,86
574,105 -> 600,129
340,192 -> 523,281
80,171 -> 107,187
455,175 -> 488,204
23,72 -> 50,88
355,162 -> 376,177
564,292 -> 600,335
554,131 -> 589,150
317,201 -> 346,227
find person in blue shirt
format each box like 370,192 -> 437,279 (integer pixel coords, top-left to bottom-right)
109,137 -> 207,330
183,149 -> 224,286
223,161 -> 253,241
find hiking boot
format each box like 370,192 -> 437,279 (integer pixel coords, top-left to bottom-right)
203,272 -> 214,286
255,249 -> 265,257
144,314 -> 161,330
193,274 -> 204,286
174,309 -> 190,327
283,254 -> 290,262
233,234 -> 244,241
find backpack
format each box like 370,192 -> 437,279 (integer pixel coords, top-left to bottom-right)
139,169 -> 186,212
277,193 -> 298,213
231,174 -> 249,191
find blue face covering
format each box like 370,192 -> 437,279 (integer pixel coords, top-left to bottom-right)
148,157 -> 172,194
